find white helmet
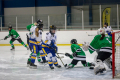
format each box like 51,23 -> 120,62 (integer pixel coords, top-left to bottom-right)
97,28 -> 105,35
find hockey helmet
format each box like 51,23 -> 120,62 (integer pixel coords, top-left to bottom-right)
36,19 -> 43,24
70,39 -> 77,44
104,22 -> 108,26
97,28 -> 105,35
49,25 -> 57,34
37,21 -> 43,30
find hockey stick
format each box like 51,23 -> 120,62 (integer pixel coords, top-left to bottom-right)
86,32 -> 95,36
55,50 -> 67,67
0,39 -> 4,41
56,55 -> 64,59
57,53 -> 65,55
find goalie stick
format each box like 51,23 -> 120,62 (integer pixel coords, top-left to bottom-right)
86,32 -> 96,36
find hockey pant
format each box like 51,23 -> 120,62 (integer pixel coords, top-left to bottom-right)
44,47 -> 58,67
69,56 -> 91,67
29,39 -> 46,63
10,37 -> 27,48
97,51 -> 112,69
97,51 -> 112,61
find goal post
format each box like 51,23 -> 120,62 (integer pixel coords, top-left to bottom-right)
112,31 -> 120,78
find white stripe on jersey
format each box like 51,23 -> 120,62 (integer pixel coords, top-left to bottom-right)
100,47 -> 112,53
73,57 -> 86,61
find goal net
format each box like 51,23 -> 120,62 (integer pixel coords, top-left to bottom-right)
112,31 -> 120,78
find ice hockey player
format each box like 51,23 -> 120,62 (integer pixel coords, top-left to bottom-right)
4,25 -> 29,50
27,21 -> 47,68
65,39 -> 94,69
28,22 -> 45,68
26,19 -> 42,52
103,22 -> 113,37
84,28 -> 112,75
42,25 -> 61,69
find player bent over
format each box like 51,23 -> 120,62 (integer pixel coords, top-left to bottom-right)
65,39 -> 94,69
84,28 -> 112,75
42,25 -> 61,69
4,25 -> 29,50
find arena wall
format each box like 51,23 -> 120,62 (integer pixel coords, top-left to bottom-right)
0,30 -> 99,46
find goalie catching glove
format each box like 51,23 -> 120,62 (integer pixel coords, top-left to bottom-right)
82,42 -> 89,51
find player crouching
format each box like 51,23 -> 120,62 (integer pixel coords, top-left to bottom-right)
83,28 -> 112,75
65,39 -> 94,69
42,25 -> 61,69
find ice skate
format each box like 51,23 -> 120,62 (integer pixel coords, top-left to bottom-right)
50,66 -> 54,69
10,47 -> 15,50
66,64 -> 73,69
55,64 -> 61,68
89,62 -> 95,69
29,62 -> 37,69
27,59 -> 31,67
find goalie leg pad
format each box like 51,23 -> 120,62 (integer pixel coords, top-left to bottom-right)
94,59 -> 106,75
103,57 -> 112,69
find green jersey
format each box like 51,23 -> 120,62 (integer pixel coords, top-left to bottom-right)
26,24 -> 35,31
71,44 -> 86,56
89,35 -> 112,54
7,29 -> 19,38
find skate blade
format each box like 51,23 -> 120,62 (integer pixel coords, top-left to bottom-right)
29,66 -> 37,69
27,64 -> 30,67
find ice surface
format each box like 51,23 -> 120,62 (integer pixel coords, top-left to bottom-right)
0,46 -> 117,80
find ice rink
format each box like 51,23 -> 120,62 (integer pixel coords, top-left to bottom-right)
0,46 -> 117,80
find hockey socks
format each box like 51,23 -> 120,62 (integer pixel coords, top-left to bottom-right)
28,52 -> 41,62
21,42 -> 27,47
10,40 -> 14,48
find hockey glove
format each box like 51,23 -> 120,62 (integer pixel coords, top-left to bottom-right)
11,34 -> 13,38
65,53 -> 73,59
73,52 -> 77,57
4,36 -> 8,40
65,53 -> 71,57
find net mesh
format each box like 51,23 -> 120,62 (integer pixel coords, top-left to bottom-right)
113,31 -> 120,78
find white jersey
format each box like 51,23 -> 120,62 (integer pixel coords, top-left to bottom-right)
44,32 -> 57,46
36,30 -> 42,45
103,26 -> 113,33
30,25 -> 37,39
30,26 -> 42,45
